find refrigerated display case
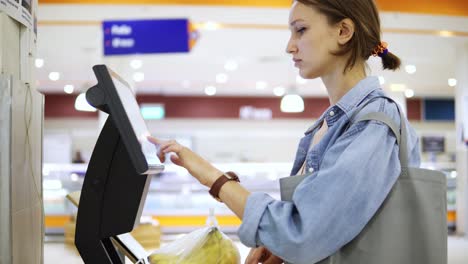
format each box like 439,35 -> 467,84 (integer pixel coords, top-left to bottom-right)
44,161 -> 458,236
43,162 -> 291,236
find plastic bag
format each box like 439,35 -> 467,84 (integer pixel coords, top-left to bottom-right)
148,210 -> 240,264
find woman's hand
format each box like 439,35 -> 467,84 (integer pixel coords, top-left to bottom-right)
147,136 -> 222,187
245,247 -> 283,264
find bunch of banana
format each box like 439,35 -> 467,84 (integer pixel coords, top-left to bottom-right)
149,227 -> 240,264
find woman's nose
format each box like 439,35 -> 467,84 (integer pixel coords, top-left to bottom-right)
286,37 -> 297,54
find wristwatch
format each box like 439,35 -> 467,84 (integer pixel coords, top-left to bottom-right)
209,171 -> 240,202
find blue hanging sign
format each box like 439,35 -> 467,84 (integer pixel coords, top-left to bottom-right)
103,18 -> 198,56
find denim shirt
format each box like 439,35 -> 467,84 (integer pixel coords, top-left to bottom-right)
238,76 -> 421,264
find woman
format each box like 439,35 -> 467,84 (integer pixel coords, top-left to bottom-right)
148,0 -> 421,263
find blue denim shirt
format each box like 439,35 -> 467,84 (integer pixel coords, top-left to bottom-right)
238,76 -> 421,263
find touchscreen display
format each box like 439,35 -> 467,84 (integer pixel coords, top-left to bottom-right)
108,69 -> 161,167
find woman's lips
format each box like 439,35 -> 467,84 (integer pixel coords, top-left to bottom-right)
293,59 -> 302,67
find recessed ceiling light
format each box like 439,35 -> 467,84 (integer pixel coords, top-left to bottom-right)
35,58 -> 44,68
281,94 -> 305,113
49,72 -> 60,81
256,81 -> 268,90
224,60 -> 238,71
378,76 -> 385,85
273,86 -> 286,97
448,78 -> 457,87
130,59 -> 143,69
405,65 -> 417,74
205,85 -> 216,96
404,89 -> 414,98
216,73 -> 228,84
64,85 -> 74,94
296,75 -> 307,85
133,72 -> 144,82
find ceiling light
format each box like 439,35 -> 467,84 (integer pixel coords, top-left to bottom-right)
256,81 -> 268,90
70,173 -> 80,182
281,94 -> 305,113
273,86 -> 286,97
35,58 -> 44,68
133,72 -> 145,82
130,59 -> 143,69
205,85 -> 216,96
224,60 -> 238,71
216,73 -> 228,84
405,65 -> 417,74
296,75 -> 307,85
378,76 -> 385,85
390,84 -> 406,92
404,89 -> 414,98
450,171 -> 457,178
64,85 -> 74,94
439,30 -> 454,37
203,21 -> 221,31
49,72 -> 60,81
75,93 -> 97,112
448,78 -> 457,87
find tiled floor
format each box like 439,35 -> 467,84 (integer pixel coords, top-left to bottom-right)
44,236 -> 468,263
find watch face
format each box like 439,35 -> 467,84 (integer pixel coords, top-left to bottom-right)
225,171 -> 239,181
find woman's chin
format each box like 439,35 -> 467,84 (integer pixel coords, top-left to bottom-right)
299,70 -> 318,80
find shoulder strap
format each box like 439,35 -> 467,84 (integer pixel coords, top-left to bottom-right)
347,95 -> 409,169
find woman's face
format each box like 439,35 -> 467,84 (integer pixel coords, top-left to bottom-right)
286,1 -> 340,79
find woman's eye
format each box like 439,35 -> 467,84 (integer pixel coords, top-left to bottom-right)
296,27 -> 307,34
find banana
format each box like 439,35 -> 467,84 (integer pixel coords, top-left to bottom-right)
149,227 -> 240,264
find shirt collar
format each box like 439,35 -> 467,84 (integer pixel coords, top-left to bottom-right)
335,76 -> 381,116
304,76 -> 381,135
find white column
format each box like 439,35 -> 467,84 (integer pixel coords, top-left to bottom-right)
0,12 -> 43,264
455,42 -> 468,237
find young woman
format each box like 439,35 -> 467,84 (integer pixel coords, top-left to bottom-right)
148,0 -> 420,263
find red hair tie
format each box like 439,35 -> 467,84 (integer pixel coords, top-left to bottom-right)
372,41 -> 388,57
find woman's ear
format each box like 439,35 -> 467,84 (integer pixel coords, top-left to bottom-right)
337,18 -> 355,45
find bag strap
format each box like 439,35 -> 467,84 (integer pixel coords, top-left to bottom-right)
346,95 -> 409,169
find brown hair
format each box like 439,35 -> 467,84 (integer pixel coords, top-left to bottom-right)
295,0 -> 401,71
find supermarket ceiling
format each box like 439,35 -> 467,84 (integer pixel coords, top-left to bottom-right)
35,2 -> 468,98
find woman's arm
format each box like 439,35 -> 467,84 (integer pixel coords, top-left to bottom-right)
147,136 -> 250,218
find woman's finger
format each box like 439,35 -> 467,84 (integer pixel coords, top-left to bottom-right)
245,248 -> 265,264
263,255 -> 283,264
170,154 -> 182,166
245,248 -> 256,264
157,152 -> 165,163
258,250 -> 269,262
160,144 -> 184,155
147,135 -> 162,145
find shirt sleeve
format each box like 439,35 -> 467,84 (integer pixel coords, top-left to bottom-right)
237,120 -> 401,264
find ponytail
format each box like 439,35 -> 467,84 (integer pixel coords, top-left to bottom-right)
381,51 -> 401,71
372,41 -> 401,71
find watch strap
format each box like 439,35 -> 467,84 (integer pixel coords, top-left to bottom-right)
209,171 -> 240,202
